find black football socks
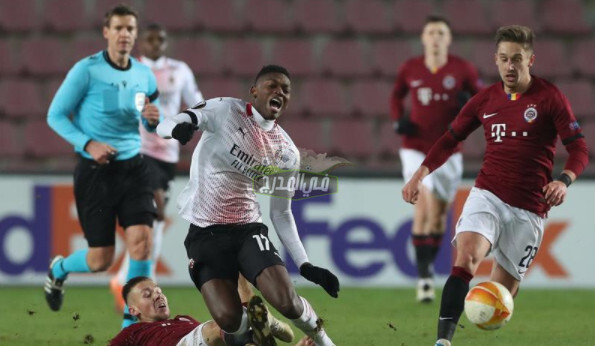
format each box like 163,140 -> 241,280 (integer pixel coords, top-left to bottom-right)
413,235 -> 434,278
437,266 -> 473,341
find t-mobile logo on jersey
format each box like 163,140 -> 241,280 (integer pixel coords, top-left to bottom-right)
417,87 -> 432,105
491,123 -> 506,142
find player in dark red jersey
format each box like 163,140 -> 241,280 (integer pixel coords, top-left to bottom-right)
391,15 -> 482,303
402,25 -> 588,346
110,276 -> 314,346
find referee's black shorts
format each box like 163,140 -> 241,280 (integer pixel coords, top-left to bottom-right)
184,223 -> 285,290
143,155 -> 176,192
74,154 -> 156,247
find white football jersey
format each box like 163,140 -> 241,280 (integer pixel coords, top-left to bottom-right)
139,56 -> 204,163
178,98 -> 300,227
157,97 -> 309,266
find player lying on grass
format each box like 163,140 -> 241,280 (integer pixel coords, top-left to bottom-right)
110,276 -> 313,346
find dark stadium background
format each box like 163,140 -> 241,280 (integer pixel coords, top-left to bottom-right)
1,0 -> 593,177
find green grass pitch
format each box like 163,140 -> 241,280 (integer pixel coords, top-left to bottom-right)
1,286 -> 593,345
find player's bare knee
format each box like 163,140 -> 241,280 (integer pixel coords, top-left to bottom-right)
455,253 -> 482,273
86,247 -> 114,271
88,256 -> 113,272
427,217 -> 445,232
212,310 -> 242,333
275,295 -> 302,319
128,242 -> 151,260
511,286 -> 519,298
126,232 -> 152,260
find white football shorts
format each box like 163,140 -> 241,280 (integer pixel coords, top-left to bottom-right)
400,148 -> 463,202
177,321 -> 207,346
454,187 -> 545,280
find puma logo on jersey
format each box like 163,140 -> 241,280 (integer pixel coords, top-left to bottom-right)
191,100 -> 206,109
483,112 -> 498,118
238,127 -> 247,138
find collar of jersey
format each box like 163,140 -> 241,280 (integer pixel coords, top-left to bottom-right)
103,50 -> 132,71
247,103 -> 276,131
140,55 -> 167,69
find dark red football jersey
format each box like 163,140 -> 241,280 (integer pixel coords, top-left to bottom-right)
109,315 -> 200,346
447,76 -> 584,216
391,55 -> 482,153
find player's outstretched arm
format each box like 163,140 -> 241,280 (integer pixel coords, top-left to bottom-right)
156,112 -> 197,144
269,197 -> 340,298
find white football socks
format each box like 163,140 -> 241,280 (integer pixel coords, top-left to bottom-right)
115,252 -> 129,286
291,296 -> 335,346
150,220 -> 165,280
222,308 -> 251,345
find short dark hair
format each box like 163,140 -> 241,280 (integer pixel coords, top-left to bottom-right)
254,65 -> 291,84
424,15 -> 451,30
145,22 -> 164,32
122,276 -> 151,304
104,4 -> 139,28
495,25 -> 534,52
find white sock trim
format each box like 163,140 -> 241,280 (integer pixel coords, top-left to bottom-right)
229,308 -> 249,335
298,296 -> 313,322
150,220 -> 165,280
115,252 -> 130,285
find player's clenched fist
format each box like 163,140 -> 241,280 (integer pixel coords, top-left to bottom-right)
142,97 -> 160,126
171,122 -> 197,145
402,166 -> 430,204
300,263 -> 340,298
542,171 -> 574,207
84,140 -> 117,165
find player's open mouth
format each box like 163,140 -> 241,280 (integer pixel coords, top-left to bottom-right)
269,98 -> 282,112
505,74 -> 516,82
155,300 -> 167,309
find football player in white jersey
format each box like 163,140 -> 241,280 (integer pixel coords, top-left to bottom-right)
157,65 -> 339,346
111,23 -> 203,310
110,25 -> 294,343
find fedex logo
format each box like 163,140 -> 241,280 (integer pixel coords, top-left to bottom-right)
0,182 -> 571,282
0,186 -> 70,275
285,194 -> 453,277
286,190 -> 568,279
0,185 -> 169,277
0,186 -> 52,275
